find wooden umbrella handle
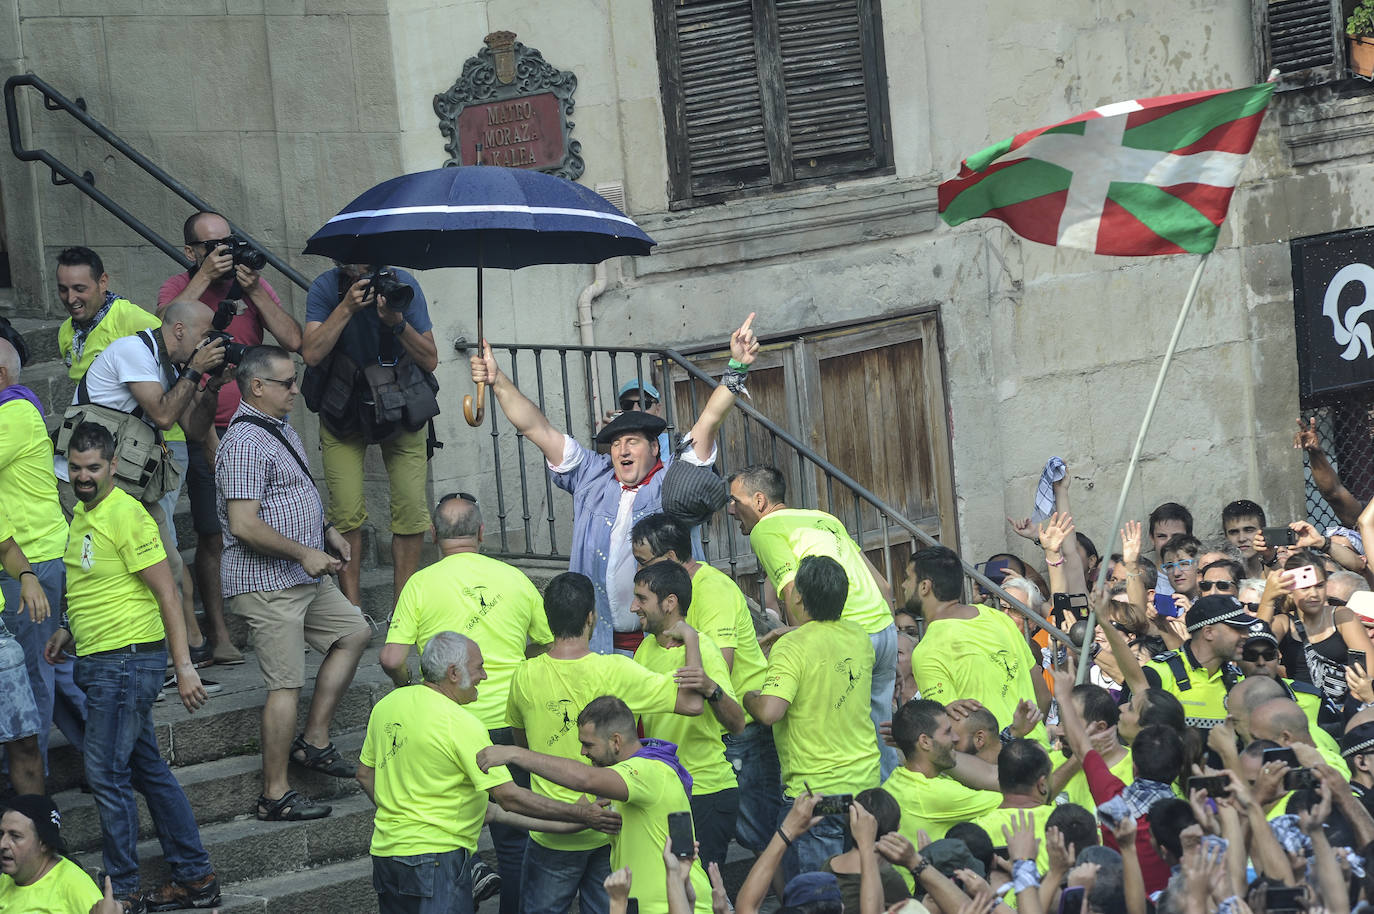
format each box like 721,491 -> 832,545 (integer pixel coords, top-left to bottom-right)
463,381 -> 486,427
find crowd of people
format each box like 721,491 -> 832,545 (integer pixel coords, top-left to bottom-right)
3,216 -> 1374,914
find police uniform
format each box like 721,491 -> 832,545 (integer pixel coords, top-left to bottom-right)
1242,619 -> 1334,727
1142,596 -> 1257,730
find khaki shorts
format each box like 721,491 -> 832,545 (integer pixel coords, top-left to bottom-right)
319,423 -> 430,535
229,578 -> 371,690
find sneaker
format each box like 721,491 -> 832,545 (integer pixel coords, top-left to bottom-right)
472,858 -> 501,904
163,674 -> 222,695
112,893 -> 146,914
143,872 -> 220,911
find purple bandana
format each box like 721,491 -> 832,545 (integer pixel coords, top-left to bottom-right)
633,738 -> 693,795
0,385 -> 44,413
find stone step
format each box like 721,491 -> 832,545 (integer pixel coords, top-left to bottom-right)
72,791 -> 376,889
55,729 -> 366,853
7,315 -> 66,370
215,856 -> 377,914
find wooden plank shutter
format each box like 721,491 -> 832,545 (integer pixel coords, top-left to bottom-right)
776,0 -> 884,178
670,0 -> 772,197
1256,0 -> 1346,90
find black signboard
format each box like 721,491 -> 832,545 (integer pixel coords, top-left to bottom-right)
1292,226 -> 1374,405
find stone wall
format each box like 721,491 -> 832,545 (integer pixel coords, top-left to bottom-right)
2,0 -> 1365,571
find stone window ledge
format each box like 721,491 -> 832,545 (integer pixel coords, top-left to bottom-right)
1277,85 -> 1374,167
631,175 -> 941,277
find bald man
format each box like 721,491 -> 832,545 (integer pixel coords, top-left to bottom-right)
68,300 -> 229,667
1248,697 -> 1350,778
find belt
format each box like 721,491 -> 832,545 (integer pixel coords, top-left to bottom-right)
85,639 -> 164,658
612,630 -> 645,652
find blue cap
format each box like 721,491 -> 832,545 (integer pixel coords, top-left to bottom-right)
781,872 -> 842,908
617,378 -> 661,402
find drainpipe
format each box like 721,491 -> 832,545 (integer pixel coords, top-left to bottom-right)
577,259 -> 609,420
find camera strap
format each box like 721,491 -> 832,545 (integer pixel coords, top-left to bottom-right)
229,415 -> 314,484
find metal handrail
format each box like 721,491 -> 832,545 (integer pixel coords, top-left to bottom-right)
475,339 -> 1072,646
4,73 -> 311,292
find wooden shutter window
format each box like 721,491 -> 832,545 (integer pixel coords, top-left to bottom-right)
676,0 -> 771,195
777,0 -> 877,170
1258,0 -> 1345,90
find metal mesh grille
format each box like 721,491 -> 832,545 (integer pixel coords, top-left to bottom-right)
1301,391 -> 1374,532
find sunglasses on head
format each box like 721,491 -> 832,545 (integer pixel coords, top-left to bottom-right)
1198,580 -> 1237,592
437,491 -> 477,509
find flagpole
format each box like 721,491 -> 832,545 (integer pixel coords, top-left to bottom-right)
1075,252 -> 1211,683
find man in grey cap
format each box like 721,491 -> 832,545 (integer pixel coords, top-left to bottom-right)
470,315 -> 758,655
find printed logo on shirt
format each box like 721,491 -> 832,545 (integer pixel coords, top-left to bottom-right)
380,722 -> 406,766
990,649 -> 1020,697
833,657 -> 858,710
135,538 -> 160,558
546,699 -> 578,746
462,586 -> 500,632
80,534 -> 94,571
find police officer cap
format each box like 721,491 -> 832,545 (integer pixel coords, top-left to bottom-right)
1184,594 -> 1258,634
1242,618 -> 1279,648
594,410 -> 667,446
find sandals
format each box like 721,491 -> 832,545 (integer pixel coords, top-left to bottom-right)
290,735 -> 357,778
256,789 -> 331,821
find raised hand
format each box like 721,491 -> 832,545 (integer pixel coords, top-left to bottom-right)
1008,516 -> 1038,541
1037,512 -> 1075,556
1294,416 -> 1322,452
730,312 -> 759,367
1120,520 -> 1142,565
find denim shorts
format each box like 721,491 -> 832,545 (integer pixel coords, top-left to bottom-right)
0,636 -> 41,742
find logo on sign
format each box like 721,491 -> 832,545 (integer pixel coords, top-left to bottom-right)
1323,263 -> 1374,361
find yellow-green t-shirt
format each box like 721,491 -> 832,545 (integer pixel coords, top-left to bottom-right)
972,805 -> 1052,872
359,684 -> 512,856
634,632 -> 738,795
0,508 -> 12,615
912,605 -> 1048,744
0,855 -> 102,913
748,508 -> 893,634
1051,748 -> 1134,813
688,564 -> 768,706
507,652 -> 678,851
58,298 -> 184,443
64,487 -> 166,655
882,766 -> 1001,845
1317,739 -> 1352,779
0,399 -> 67,563
609,754 -> 713,914
388,552 -> 553,730
762,619 -> 880,795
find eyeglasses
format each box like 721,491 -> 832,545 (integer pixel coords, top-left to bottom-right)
438,492 -> 477,508
1327,596 -> 1347,607
1198,580 -> 1237,592
1161,559 -> 1195,572
259,375 -> 298,390
1242,647 -> 1278,662
198,238 -> 230,251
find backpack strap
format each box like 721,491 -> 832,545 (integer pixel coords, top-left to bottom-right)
229,415 -> 313,483
1160,652 -> 1191,692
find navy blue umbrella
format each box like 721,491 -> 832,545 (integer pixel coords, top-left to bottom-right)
303,165 -> 656,424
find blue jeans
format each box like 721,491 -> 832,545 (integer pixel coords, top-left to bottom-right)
75,649 -> 212,895
870,623 -> 899,780
374,848 -> 471,914
480,727 -> 529,914
520,841 -> 610,914
0,558 -> 83,763
724,722 -> 785,852
156,440 -> 188,550
777,804 -> 846,883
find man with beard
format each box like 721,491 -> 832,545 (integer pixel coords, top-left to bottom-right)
1142,595 -> 1252,730
43,423 -> 217,912
905,547 -> 1050,743
471,315 -> 758,655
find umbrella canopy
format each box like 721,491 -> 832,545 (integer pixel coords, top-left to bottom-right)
302,166 -> 655,270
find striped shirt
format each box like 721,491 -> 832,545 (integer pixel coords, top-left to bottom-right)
217,401 -> 324,597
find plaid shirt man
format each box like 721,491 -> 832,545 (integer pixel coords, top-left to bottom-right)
217,401 -> 324,596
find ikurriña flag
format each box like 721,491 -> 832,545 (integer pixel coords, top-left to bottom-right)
937,82 -> 1276,256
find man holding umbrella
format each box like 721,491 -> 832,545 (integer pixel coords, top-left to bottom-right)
470,314 -> 758,655
301,264 -> 437,611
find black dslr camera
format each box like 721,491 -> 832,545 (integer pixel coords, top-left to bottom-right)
212,234 -> 267,271
204,300 -> 248,364
361,268 -> 414,310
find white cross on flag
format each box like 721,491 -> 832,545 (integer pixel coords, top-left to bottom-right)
938,83 -> 1275,256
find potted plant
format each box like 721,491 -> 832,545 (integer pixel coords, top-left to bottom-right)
1349,0 -> 1374,77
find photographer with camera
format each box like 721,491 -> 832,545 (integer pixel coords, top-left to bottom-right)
158,211 -> 303,666
301,262 -> 437,610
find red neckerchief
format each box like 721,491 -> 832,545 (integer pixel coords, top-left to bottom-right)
621,459 -> 665,492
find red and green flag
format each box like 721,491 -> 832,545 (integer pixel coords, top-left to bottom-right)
937,82 -> 1275,256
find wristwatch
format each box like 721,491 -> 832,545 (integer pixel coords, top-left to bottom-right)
706,685 -> 723,703
391,319 -> 408,338
183,368 -> 204,386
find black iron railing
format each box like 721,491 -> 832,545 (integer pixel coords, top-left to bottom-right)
4,73 -> 310,292
469,340 -> 1070,644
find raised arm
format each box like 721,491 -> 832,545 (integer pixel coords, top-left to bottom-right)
125,338 -> 226,431
471,340 -> 568,464
1118,521 -> 1149,630
1090,588 -> 1148,695
478,745 -> 630,802
1297,417 -> 1364,527
684,314 -> 759,462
